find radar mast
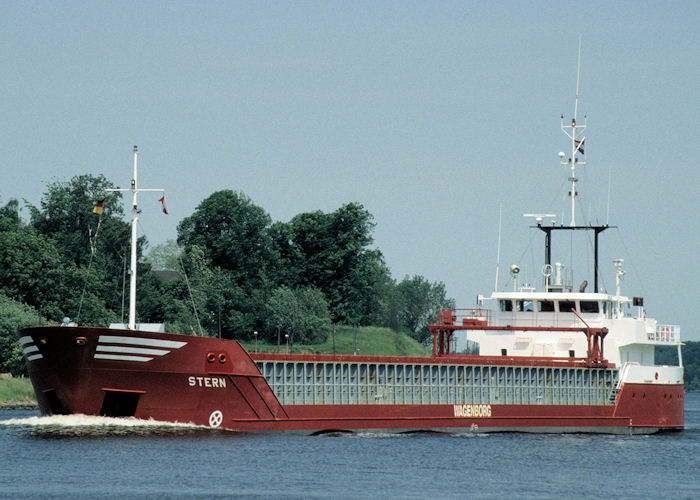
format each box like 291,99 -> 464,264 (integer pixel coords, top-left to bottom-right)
560,36 -> 586,227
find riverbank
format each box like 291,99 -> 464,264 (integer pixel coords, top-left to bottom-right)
0,377 -> 37,409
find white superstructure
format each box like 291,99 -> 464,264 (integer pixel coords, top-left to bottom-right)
459,48 -> 683,390
463,288 -> 684,387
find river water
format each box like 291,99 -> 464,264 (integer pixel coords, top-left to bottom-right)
1,393 -> 699,499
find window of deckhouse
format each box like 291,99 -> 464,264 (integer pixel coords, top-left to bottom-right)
538,300 -> 555,312
500,300 -> 513,312
559,300 -> 576,313
580,301 -> 600,313
517,300 -> 534,312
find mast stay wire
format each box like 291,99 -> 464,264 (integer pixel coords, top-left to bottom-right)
75,212 -> 104,324
175,241 -> 205,336
136,217 -> 205,336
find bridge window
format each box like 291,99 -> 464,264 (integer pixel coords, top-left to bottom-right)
500,300 -> 513,312
517,300 -> 534,312
580,301 -> 600,313
559,300 -> 576,313
538,300 -> 555,312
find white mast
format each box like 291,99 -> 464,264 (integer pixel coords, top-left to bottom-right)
107,146 -> 165,330
560,37 -> 586,226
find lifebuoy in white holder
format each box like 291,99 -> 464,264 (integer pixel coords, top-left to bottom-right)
209,410 -> 223,428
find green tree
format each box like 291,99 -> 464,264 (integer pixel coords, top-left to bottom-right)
264,286 -> 331,347
0,229 -> 68,321
0,294 -> 44,376
177,190 -> 273,286
395,275 -> 456,343
265,285 -> 300,347
276,202 -> 390,325
23,174 -> 143,323
294,286 -> 331,344
163,245 -> 213,336
146,239 -> 181,271
267,221 -> 303,286
22,174 -> 166,326
0,199 -> 23,232
176,191 -> 280,338
29,174 -> 124,267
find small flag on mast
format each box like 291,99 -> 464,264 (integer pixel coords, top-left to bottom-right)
158,195 -> 169,215
574,139 -> 585,154
92,200 -> 105,214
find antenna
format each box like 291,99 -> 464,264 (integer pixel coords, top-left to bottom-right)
494,204 -> 502,292
560,37 -> 586,227
606,166 -> 612,225
574,36 -> 582,122
523,213 -> 557,226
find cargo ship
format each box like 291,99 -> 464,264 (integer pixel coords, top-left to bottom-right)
19,90 -> 684,435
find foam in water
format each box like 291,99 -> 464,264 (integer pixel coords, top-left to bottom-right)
0,414 -> 214,437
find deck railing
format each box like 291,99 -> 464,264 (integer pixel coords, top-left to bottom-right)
434,308 -> 492,327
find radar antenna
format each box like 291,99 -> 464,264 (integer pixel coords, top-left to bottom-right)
523,213 -> 557,226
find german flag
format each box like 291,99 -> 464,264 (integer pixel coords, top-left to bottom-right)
92,200 -> 105,215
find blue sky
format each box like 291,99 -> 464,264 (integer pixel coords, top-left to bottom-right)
1,1 -> 698,338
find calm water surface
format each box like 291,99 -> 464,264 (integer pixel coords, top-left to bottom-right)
1,393 -> 699,499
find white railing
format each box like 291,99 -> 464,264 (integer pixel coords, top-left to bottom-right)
649,325 -> 681,343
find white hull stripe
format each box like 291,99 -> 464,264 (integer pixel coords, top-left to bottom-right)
96,345 -> 169,356
21,337 -> 42,361
98,335 -> 187,349
22,345 -> 39,355
94,354 -> 153,362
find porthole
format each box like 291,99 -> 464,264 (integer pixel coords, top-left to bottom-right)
75,336 -> 87,345
219,353 -> 227,364
207,352 -> 216,363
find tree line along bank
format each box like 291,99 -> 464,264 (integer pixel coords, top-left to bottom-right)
0,174 -> 453,376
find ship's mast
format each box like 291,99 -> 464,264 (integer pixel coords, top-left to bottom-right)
107,146 -> 165,330
530,40 -> 612,294
560,38 -> 586,226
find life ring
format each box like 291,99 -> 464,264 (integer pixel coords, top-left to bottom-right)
655,372 -> 659,380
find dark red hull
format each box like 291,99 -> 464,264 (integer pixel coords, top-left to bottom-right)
20,326 -> 684,434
